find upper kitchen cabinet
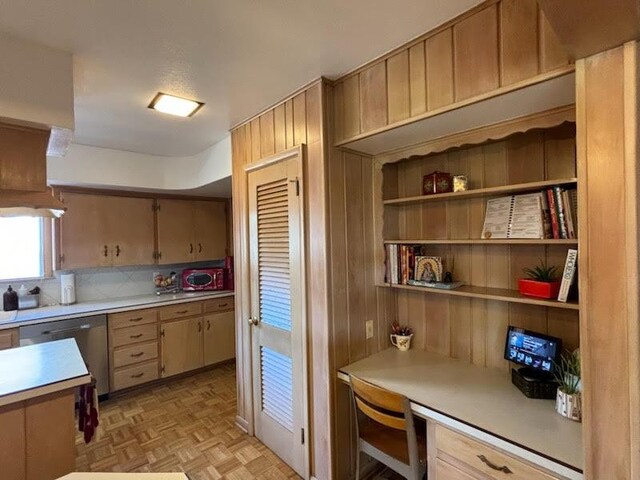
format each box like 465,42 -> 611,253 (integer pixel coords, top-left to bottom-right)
156,199 -> 227,264
57,192 -> 155,269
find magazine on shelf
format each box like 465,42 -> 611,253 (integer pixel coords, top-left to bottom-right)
481,193 -> 544,239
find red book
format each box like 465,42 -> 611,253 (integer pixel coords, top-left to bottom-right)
547,189 -> 560,239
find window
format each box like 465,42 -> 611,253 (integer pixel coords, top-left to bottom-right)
0,217 -> 45,280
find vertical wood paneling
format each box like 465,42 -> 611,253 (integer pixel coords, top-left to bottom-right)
454,5 -> 500,101
259,111 -> 275,158
500,0 -> 540,85
359,62 -> 388,132
387,50 -> 410,124
306,83 -> 322,144
426,29 -> 454,110
293,92 -> 307,146
409,42 -> 427,117
274,104 -> 286,153
285,99 -> 294,149
539,10 -> 571,72
343,76 -> 361,139
250,118 -> 261,162
333,81 -> 344,143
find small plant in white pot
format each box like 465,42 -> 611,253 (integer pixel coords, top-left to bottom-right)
553,349 -> 582,422
390,322 -> 414,351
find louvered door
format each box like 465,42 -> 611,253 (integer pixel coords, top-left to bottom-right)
248,150 -> 306,476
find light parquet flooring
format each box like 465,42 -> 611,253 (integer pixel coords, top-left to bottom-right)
75,363 -> 300,480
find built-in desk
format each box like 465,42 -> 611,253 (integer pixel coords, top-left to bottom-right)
338,348 -> 583,480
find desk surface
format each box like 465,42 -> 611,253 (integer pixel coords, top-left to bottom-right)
339,348 -> 583,471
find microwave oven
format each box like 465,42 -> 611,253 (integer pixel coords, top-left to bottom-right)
182,268 -> 225,291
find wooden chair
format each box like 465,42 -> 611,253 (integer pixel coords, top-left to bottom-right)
349,375 -> 427,480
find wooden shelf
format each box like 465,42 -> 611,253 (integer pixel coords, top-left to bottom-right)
377,283 -> 579,310
384,239 -> 578,245
383,178 -> 577,206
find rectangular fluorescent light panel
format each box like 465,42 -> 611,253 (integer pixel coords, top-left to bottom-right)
148,93 -> 204,117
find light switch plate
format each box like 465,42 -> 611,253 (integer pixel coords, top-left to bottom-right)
366,320 -> 374,339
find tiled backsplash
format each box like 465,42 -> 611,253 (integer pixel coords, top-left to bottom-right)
0,261 -> 223,306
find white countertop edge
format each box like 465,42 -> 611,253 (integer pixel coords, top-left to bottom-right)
0,373 -> 91,408
0,291 -> 235,331
336,371 -> 582,479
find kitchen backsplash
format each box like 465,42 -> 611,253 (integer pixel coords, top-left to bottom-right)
0,261 -> 223,306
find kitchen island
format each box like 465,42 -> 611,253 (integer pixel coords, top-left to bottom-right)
0,338 -> 91,480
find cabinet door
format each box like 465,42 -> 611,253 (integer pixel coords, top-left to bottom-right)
161,317 -> 203,377
193,200 -> 227,261
203,311 -> 235,366
58,192 -> 111,269
156,199 -> 195,264
104,196 -> 155,266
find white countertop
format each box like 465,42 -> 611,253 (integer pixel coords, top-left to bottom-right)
339,348 -> 583,472
0,290 -> 234,330
0,338 -> 90,407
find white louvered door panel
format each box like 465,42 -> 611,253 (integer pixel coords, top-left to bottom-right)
248,149 -> 306,477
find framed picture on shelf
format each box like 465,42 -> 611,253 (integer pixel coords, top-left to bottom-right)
414,256 -> 443,282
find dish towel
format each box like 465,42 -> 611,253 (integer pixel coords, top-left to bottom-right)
79,377 -> 100,443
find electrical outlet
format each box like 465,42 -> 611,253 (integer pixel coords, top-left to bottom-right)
366,320 -> 374,339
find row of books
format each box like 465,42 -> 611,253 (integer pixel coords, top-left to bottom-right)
542,187 -> 578,240
481,186 -> 577,240
384,244 -> 444,285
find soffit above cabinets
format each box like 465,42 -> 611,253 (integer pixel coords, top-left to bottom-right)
339,72 -> 576,157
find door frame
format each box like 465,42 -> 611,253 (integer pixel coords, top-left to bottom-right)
243,146 -> 310,479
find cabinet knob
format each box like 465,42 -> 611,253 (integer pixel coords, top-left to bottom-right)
198,321 -> 202,333
207,320 -> 211,330
189,243 -> 194,254
103,245 -> 108,257
116,245 -> 121,257
198,243 -> 202,253
248,316 -> 259,326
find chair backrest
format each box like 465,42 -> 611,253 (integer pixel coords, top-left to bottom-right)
350,375 -> 408,431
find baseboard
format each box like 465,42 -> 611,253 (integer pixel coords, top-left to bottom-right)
235,415 -> 249,433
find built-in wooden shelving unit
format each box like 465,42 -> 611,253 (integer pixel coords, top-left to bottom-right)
378,283 -> 579,311
384,239 -> 578,245
383,178 -> 577,206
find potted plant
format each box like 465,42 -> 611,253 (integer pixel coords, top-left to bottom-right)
390,322 -> 413,351
553,349 -> 582,422
518,261 -> 561,299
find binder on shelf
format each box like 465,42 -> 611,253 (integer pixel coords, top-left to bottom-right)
558,249 -> 578,302
481,193 -> 544,239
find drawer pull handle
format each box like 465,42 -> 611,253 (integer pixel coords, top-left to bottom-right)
130,333 -> 143,339
130,373 -> 144,378
477,455 -> 513,474
129,317 -> 143,322
207,320 -> 211,330
218,303 -> 228,307
176,310 -> 188,314
130,352 -> 145,357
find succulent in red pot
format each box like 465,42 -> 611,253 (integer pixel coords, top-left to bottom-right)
519,261 -> 561,299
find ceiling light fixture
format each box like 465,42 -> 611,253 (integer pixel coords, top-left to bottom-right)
148,92 -> 204,117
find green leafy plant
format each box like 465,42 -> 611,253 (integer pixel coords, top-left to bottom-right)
553,349 -> 581,395
523,260 -> 560,282
391,321 -> 413,336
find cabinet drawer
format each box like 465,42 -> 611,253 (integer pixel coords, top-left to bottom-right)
0,329 -> 17,350
204,297 -> 234,313
159,302 -> 202,320
435,425 -> 558,480
113,341 -> 158,369
109,308 -> 158,330
111,323 -> 157,348
112,360 -> 158,391
435,458 -> 477,480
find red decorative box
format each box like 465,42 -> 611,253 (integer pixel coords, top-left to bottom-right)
423,171 -> 453,195
518,279 -> 561,299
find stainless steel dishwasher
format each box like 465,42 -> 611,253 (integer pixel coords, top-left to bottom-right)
20,314 -> 109,396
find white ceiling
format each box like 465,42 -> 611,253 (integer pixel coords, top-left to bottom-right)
0,0 -> 482,157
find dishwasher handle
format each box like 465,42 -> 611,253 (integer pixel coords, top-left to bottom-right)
40,324 -> 92,335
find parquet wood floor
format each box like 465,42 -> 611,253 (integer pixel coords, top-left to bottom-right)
75,363 -> 300,479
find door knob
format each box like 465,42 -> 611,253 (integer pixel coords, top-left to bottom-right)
248,316 -> 259,326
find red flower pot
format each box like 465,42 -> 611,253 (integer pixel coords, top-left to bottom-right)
518,279 -> 561,299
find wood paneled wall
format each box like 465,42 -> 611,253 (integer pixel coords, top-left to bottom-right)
230,80 -> 332,480
383,126 -> 579,371
576,42 -> 640,480
333,0 -> 572,145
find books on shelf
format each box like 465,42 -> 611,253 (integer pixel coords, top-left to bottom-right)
558,249 -> 578,302
481,186 -> 578,240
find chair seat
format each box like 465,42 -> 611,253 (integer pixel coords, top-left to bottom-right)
360,421 -> 427,465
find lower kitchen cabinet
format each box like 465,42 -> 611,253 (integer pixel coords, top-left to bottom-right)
0,328 -> 18,350
204,310 -> 235,365
161,317 -> 204,377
